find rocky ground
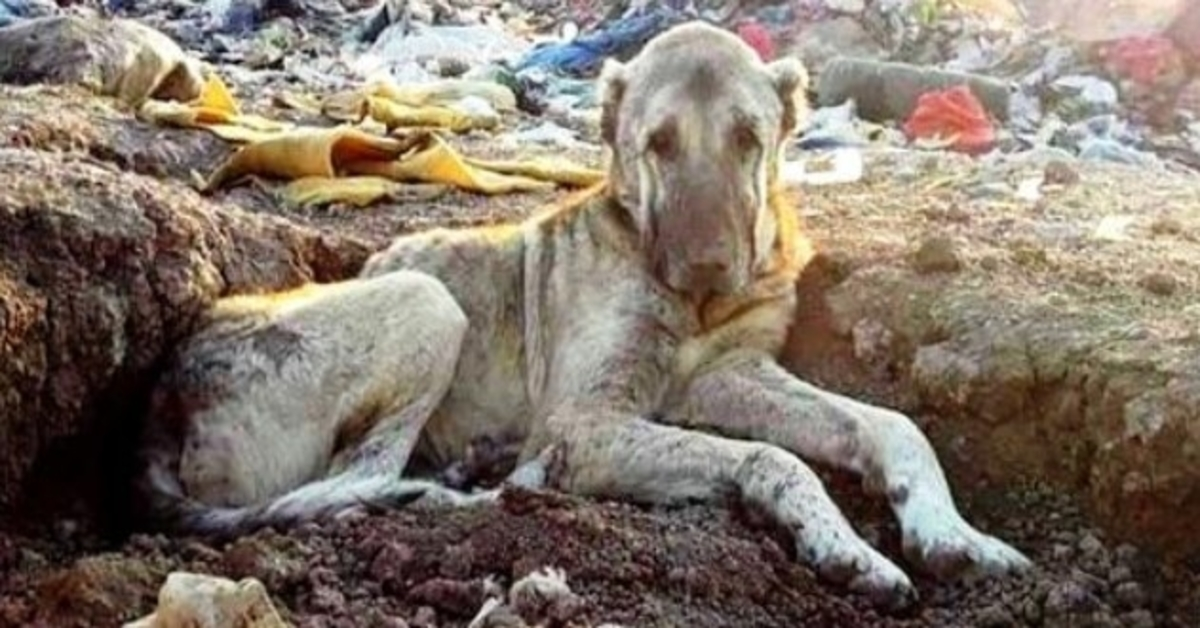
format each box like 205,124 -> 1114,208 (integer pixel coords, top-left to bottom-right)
1,2 -> 1200,627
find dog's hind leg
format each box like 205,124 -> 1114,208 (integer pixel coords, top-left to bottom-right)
138,270 -> 470,538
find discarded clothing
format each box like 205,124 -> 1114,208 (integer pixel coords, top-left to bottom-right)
903,84 -> 997,155
736,21 -> 775,61
513,6 -> 690,76
206,127 -> 602,204
141,72 -> 603,205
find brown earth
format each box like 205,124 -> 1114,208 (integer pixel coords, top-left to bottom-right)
0,44 -> 1199,628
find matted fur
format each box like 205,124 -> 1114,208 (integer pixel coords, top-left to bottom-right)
134,22 -> 1031,609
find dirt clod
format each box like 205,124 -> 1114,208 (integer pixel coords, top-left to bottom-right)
1140,271 -> 1179,295
911,236 -> 964,274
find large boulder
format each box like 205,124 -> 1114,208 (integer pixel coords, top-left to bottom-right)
0,146 -> 370,519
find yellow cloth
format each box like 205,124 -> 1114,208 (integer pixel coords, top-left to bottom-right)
143,73 -> 604,206
139,74 -> 292,143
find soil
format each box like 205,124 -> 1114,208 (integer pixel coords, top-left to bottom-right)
1,8 -> 1199,628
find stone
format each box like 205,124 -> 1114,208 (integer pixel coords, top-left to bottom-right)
912,236 -> 964,274
1139,272 -> 1179,296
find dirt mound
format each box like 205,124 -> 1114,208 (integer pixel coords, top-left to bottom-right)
2,486 -> 1195,627
0,143 -> 369,522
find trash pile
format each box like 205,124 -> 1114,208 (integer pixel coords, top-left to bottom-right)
2,0 -> 1199,193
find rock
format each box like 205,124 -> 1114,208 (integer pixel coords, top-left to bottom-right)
1139,272 -> 1179,296
0,16 -> 203,107
1043,579 -> 1101,618
1113,581 -> 1147,610
912,236 -> 964,274
1150,215 -> 1184,236
32,555 -> 163,627
815,57 -> 1011,124
122,572 -> 288,628
1042,160 -> 1080,186
221,537 -> 304,591
407,578 -> 486,618
0,147 -> 369,510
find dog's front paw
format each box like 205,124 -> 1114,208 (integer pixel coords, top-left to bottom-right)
901,500 -> 1033,581
801,531 -> 917,610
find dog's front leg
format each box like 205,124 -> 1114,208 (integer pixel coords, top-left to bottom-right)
671,351 -> 1032,581
535,409 -> 916,608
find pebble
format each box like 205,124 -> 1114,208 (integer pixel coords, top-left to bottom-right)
1140,272 -> 1179,296
1113,581 -> 1147,609
912,236 -> 964,274
975,603 -> 1016,628
1121,609 -> 1157,628
1044,579 -> 1101,617
1150,215 -> 1184,236
1042,159 -> 1081,186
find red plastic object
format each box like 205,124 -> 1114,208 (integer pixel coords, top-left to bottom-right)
736,21 -> 775,62
902,84 -> 996,155
1101,35 -> 1182,86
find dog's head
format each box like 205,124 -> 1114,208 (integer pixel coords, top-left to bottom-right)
599,21 -> 808,300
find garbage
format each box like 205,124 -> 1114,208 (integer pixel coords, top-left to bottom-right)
366,24 -> 531,84
735,19 -> 774,61
122,572 -> 288,628
1049,75 -> 1120,120
902,84 -> 998,155
0,0 -> 55,27
1098,35 -> 1184,88
815,57 -> 1011,125
781,148 -> 865,186
512,4 -> 689,76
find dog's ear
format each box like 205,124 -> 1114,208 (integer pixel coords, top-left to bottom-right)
766,57 -> 809,138
598,58 -> 628,146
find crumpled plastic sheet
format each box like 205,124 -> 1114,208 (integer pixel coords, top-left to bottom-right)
0,0 -> 55,27
513,5 -> 693,76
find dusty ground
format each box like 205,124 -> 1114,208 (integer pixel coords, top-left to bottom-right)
1,18 -> 1200,627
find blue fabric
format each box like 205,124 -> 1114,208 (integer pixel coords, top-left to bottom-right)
513,7 -> 689,76
0,0 -> 31,27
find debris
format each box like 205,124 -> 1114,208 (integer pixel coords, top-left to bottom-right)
1049,75 -> 1120,120
903,84 -> 998,155
365,24 -> 531,84
122,571 -> 288,628
735,19 -> 774,61
912,235 -> 964,274
0,0 -> 55,27
512,4 -> 689,76
782,148 -> 864,186
816,57 -> 1011,125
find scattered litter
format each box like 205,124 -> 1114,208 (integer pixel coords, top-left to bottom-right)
122,572 -> 288,628
782,148 -> 864,186
903,84 -> 997,155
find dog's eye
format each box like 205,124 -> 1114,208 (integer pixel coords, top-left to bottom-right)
732,123 -> 759,155
646,125 -> 678,160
